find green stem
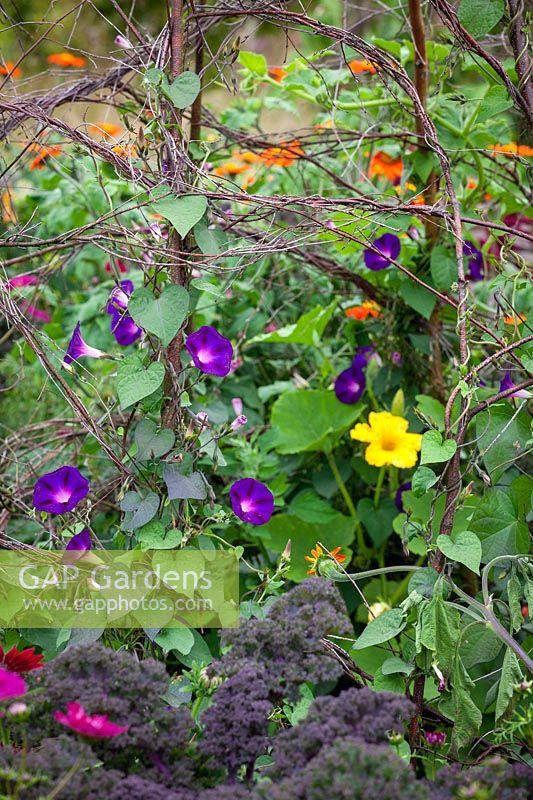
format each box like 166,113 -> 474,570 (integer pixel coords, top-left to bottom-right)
374,466 -> 386,507
325,450 -> 369,556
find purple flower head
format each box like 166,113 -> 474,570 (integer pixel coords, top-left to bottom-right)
185,325 -> 233,377
106,281 -> 142,346
334,367 -> 366,404
66,528 -> 92,551
424,730 -> 446,747
33,466 -> 90,514
394,481 -> 412,512
229,478 -> 274,526
106,280 -> 134,314
0,667 -> 27,701
463,240 -> 484,281
231,414 -> 248,431
391,350 -> 402,366
499,371 -> 531,399
352,346 -> 373,371
109,310 -> 143,346
364,233 -> 401,271
63,323 -> 105,365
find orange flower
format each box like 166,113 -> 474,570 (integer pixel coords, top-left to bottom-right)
1,191 -> 17,224
29,145 -> 61,170
467,178 -> 478,190
112,144 -> 137,158
305,545 -> 346,576
260,139 -> 304,167
47,52 -> 86,68
268,66 -> 288,82
240,151 -> 261,164
368,151 -> 403,184
348,59 -> 377,75
490,143 -> 533,157
0,61 -> 22,78
89,122 -> 124,138
503,313 -> 527,325
213,161 -> 249,176
345,300 -> 381,320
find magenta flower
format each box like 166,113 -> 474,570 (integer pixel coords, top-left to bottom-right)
185,325 -> 233,377
33,466 -> 89,514
334,367 -> 366,404
394,481 -> 412,512
54,702 -> 128,739
499,371 -> 531,399
66,528 -> 92,551
229,478 -> 274,525
363,233 -> 400,271
106,280 -> 142,346
424,730 -> 446,747
63,322 -> 105,365
463,240 -> 484,281
0,667 -> 27,701
231,414 -> 247,430
5,274 -> 40,289
19,301 -> 51,323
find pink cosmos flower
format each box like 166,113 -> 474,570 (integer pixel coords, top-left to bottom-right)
54,702 -> 128,738
0,667 -> 27,701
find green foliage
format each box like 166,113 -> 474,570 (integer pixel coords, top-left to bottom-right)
270,390 -> 363,453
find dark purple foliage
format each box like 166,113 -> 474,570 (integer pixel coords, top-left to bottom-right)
32,465 -> 89,514
185,325 -> 233,376
254,738 -> 429,800
431,757 -> 533,800
27,643 -> 194,786
363,233 -> 400,271
217,578 -> 352,700
229,478 -> 274,525
269,686 -> 414,779
200,663 -> 271,779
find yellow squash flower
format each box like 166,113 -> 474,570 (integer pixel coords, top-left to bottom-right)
350,411 -> 422,468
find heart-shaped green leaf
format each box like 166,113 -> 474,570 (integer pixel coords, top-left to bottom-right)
134,420 -> 175,460
160,70 -> 201,109
436,531 -> 482,575
129,285 -> 189,347
420,430 -> 457,464
117,361 -> 165,409
151,192 -> 207,238
357,498 -> 397,547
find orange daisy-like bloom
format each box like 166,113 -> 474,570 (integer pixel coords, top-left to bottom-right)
240,151 -> 261,164
213,161 -> 249,177
47,52 -> 86,68
368,151 -> 403,184
345,300 -> 381,320
0,61 -> 22,78
112,144 -> 137,158
490,143 -> 533,157
305,545 -> 346,576
268,66 -> 288,82
260,139 -> 304,167
29,145 -> 61,170
348,59 -> 377,75
89,122 -> 124,138
503,313 -> 527,326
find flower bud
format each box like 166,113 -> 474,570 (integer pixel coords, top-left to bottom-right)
231,397 -> 243,416
230,414 -> 247,431
114,34 -> 133,49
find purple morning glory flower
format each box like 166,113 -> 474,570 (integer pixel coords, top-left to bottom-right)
109,310 -> 143,345
185,325 -> 233,377
66,528 -> 92,551
33,466 -> 90,514
63,322 -> 105,365
499,371 -> 531,399
352,346 -> 373,371
463,240 -> 484,281
229,478 -> 274,525
106,281 -> 142,346
395,481 -> 412,512
334,367 -> 366,404
363,233 -> 401,271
